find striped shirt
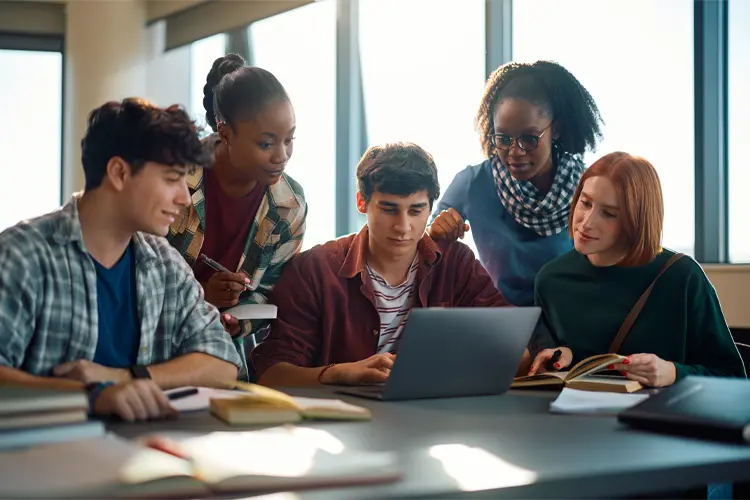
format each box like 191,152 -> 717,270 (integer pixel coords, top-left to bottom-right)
366,258 -> 418,354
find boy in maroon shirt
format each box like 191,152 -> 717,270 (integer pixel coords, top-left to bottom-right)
253,143 -> 530,387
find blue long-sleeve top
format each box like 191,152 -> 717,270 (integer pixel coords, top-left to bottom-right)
432,159 -> 573,306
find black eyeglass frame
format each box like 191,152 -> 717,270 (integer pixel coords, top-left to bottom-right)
486,122 -> 553,152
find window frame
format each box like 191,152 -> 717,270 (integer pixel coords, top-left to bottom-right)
227,0 -> 735,264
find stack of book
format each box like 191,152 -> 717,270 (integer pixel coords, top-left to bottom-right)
0,384 -> 105,450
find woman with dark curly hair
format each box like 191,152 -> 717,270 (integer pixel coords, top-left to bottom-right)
429,60 -> 603,306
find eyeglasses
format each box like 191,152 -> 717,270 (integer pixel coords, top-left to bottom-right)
486,123 -> 552,152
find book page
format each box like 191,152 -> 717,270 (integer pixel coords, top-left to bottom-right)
293,397 -> 371,419
0,434 -> 197,497
155,427 -> 397,491
233,382 -> 300,409
513,371 -> 568,382
567,354 -> 626,380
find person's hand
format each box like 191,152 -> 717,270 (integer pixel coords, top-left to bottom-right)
93,380 -> 177,422
428,208 -> 470,242
203,271 -> 249,308
53,359 -> 130,384
322,354 -> 396,385
527,347 -> 573,376
612,353 -> 676,387
220,313 -> 242,337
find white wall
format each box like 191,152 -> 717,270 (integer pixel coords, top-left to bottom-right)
63,0 -> 148,196
145,20 -> 191,110
63,1 -> 191,197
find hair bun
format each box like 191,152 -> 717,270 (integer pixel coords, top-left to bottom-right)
203,53 -> 246,131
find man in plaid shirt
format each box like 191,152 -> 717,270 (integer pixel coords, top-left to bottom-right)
0,98 -> 241,422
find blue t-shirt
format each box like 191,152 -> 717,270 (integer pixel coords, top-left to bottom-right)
432,159 -> 573,306
91,243 -> 140,367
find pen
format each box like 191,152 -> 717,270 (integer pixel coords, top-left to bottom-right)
199,253 -> 252,291
167,387 -> 199,401
545,349 -> 563,371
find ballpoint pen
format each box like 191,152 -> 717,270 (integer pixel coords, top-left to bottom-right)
166,387 -> 199,401
199,253 -> 252,291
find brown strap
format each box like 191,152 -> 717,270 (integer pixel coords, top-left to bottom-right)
608,253 -> 685,354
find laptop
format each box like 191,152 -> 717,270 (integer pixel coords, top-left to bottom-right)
337,307 -> 540,401
618,375 -> 750,443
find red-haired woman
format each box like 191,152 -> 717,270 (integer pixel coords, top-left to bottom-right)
528,152 -> 745,386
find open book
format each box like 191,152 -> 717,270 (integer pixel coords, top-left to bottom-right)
209,382 -> 372,425
511,354 -> 643,393
165,383 -> 372,425
0,429 -> 400,498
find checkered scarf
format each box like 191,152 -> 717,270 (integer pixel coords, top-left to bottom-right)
492,146 -> 585,237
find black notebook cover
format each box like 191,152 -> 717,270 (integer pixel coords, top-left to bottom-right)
618,375 -> 750,443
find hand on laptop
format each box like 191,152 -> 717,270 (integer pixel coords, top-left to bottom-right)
322,353 -> 395,385
93,380 -> 178,422
528,347 -> 573,376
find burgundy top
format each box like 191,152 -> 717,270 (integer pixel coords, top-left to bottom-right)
194,168 -> 265,283
252,227 -> 509,377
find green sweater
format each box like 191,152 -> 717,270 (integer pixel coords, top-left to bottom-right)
534,249 -> 746,381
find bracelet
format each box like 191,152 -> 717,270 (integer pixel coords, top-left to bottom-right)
86,381 -> 115,414
317,363 -> 336,385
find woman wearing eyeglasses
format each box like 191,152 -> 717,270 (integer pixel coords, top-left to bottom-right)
429,60 -> 603,306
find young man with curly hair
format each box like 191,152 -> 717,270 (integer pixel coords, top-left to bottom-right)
0,98 -> 241,421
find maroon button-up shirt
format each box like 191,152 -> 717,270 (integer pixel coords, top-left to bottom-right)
252,226 -> 509,377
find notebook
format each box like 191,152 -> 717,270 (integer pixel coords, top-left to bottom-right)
209,382 -> 372,425
511,353 -> 643,393
0,384 -> 95,449
0,420 -> 106,451
618,375 -> 750,443
549,388 -> 650,415
223,303 -> 277,321
0,428 -> 400,498
0,384 -> 88,416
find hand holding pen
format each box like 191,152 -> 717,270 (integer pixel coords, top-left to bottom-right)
527,347 -> 573,376
199,254 -> 252,309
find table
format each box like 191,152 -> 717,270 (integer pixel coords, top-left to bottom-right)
109,388 -> 750,499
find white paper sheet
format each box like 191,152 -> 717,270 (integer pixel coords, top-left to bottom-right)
165,387 -> 245,413
223,303 -> 278,320
549,388 -> 649,415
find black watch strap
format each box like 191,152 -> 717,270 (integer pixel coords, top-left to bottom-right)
129,365 -> 151,380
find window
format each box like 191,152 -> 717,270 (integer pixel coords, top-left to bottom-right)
359,0 -> 486,253
190,34 -> 227,135
513,0 -> 695,256
0,49 -> 62,231
729,0 -> 750,263
250,0 -> 336,249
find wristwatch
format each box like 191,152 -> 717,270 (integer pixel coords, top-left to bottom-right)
85,381 -> 114,413
129,365 -> 151,380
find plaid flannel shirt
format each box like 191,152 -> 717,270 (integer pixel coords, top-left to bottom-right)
166,136 -> 307,340
0,197 -> 242,376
